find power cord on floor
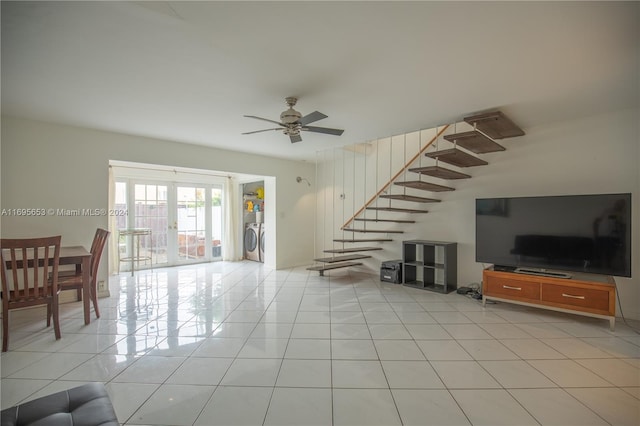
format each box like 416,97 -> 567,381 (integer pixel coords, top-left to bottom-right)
468,282 -> 483,300
614,281 -> 640,335
458,282 -> 485,301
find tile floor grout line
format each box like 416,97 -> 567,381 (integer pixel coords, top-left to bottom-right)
257,268 -> 302,426
328,273 -> 336,426
3,263 -> 639,425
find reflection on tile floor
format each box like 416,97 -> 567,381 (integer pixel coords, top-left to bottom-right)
1,261 -> 639,425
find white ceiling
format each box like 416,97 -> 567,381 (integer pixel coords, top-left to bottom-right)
2,1 -> 638,161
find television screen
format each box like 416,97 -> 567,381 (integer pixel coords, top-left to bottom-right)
476,193 -> 632,277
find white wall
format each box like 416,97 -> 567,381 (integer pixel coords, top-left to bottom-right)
315,109 -> 640,320
1,116 -> 316,279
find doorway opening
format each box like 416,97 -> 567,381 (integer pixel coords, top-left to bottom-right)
110,161 -> 274,272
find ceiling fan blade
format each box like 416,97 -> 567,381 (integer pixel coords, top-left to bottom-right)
244,115 -> 285,127
242,128 -> 282,135
299,111 -> 328,126
290,134 -> 303,143
303,126 -> 344,136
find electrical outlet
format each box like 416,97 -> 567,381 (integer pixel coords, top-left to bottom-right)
98,280 -> 106,292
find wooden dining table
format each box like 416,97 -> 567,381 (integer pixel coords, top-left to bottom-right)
4,245 -> 92,325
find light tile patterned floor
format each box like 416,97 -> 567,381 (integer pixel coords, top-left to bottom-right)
2,261 -> 639,425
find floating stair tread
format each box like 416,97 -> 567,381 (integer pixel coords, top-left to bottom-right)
394,181 -> 454,192
443,130 -> 505,154
367,207 -> 429,214
379,194 -> 441,203
313,254 -> 372,263
354,218 -> 416,223
408,166 -> 471,180
425,148 -> 488,168
342,228 -> 404,234
307,262 -> 363,272
464,111 -> 525,139
333,238 -> 393,242
323,247 -> 383,253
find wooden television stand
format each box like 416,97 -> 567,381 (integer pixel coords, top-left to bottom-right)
482,267 -> 616,330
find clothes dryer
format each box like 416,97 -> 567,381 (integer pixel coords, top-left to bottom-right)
244,223 -> 260,261
259,224 -> 265,263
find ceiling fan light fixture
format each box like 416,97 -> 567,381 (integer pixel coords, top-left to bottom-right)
283,126 -> 301,136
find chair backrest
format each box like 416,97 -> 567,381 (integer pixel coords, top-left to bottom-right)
89,229 -> 110,283
1,236 -> 61,303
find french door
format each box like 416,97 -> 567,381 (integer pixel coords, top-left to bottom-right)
116,181 -> 223,270
174,185 -> 224,264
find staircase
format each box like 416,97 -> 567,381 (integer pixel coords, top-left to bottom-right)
308,111 -> 524,276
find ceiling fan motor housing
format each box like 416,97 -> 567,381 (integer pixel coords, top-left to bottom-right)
280,108 -> 302,124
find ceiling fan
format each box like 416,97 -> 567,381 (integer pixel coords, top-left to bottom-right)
242,97 -> 344,143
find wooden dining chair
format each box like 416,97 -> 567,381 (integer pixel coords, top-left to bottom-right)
57,228 -> 110,319
1,236 -> 62,352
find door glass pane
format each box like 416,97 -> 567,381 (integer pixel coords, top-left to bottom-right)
115,182 -> 128,230
115,182 -> 129,262
177,187 -> 206,261
212,187 -> 223,258
133,183 -> 168,266
135,184 -> 146,201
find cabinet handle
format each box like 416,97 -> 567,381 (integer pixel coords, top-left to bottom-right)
562,293 -> 585,300
503,285 -> 522,291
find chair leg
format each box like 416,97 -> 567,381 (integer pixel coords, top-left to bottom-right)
77,288 -> 82,301
89,283 -> 101,318
2,311 -> 9,352
47,303 -> 51,327
52,299 -> 61,340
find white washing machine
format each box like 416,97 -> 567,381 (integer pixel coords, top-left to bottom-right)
259,224 -> 265,263
244,223 -> 261,261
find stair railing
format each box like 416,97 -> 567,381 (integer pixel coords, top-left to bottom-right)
341,124 -> 450,230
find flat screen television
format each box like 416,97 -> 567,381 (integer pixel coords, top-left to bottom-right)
476,193 -> 631,278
